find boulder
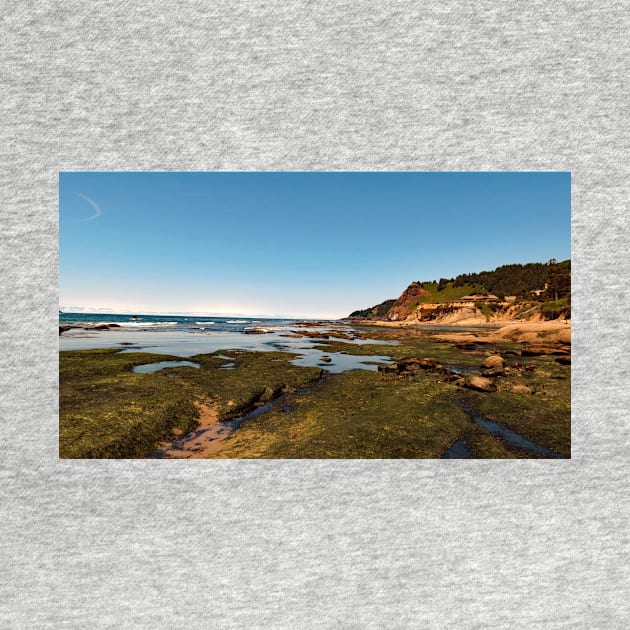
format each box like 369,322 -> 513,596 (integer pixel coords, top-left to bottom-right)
482,355 -> 505,369
463,375 -> 496,392
319,356 -> 332,363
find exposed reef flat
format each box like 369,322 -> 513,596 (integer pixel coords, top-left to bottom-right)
60,322 -> 570,459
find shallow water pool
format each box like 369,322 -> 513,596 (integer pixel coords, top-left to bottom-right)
133,360 -> 200,374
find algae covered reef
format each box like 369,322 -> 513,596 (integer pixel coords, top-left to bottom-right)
59,325 -> 570,459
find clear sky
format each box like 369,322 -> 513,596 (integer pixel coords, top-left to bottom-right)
59,172 -> 571,318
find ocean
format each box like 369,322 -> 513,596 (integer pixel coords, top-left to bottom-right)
58,312 -> 395,372
59,312 -> 301,333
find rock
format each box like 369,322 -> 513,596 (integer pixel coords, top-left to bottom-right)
511,385 -> 532,394
555,356 -> 571,365
319,356 -> 332,363
482,367 -> 504,377
397,357 -> 439,372
243,329 -> 269,335
463,375 -> 496,392
171,428 -> 184,436
378,364 -> 398,374
482,355 -> 505,369
442,372 -> 462,382
328,331 -> 354,340
524,364 -> 537,372
299,330 -> 331,339
59,325 -> 72,335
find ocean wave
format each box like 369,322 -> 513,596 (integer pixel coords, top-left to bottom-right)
226,320 -> 248,324
195,321 -> 215,325
120,322 -> 178,328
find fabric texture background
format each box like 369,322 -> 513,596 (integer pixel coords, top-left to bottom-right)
1,2 -> 628,628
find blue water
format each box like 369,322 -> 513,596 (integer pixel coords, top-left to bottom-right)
59,312 -> 398,373
442,439 -> 473,459
454,400 -> 566,459
132,361 -> 200,374
59,312 -> 298,333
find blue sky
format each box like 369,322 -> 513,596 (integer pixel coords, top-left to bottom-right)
59,172 -> 571,318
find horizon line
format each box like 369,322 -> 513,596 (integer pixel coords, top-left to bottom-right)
58,307 -> 344,320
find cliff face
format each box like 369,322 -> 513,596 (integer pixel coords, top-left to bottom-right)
398,301 -> 547,325
348,261 -> 571,324
386,282 -> 430,321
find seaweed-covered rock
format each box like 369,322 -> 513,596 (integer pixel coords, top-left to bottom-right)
397,357 -> 439,372
377,364 -> 398,374
482,367 -> 505,377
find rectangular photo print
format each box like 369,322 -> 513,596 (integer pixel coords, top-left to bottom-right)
59,172 -> 571,459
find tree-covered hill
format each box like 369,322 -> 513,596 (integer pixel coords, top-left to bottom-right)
348,260 -> 571,320
349,299 -> 396,319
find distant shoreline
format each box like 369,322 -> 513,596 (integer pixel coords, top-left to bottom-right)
347,318 -> 571,346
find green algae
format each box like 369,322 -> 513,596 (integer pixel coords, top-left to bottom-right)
59,329 -> 570,459
59,349 -> 199,459
211,369 -> 470,459
59,349 -> 322,459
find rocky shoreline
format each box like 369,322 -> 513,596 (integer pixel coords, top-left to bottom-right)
59,318 -> 570,459
351,317 -> 571,345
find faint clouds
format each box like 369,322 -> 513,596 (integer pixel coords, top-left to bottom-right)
75,193 -> 102,222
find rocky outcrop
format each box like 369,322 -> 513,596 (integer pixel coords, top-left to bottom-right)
386,282 -> 431,321
377,357 -> 442,376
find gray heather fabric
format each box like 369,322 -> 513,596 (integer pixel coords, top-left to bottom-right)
1,2 -> 628,628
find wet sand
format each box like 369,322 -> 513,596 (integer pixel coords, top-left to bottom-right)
150,401 -> 226,459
